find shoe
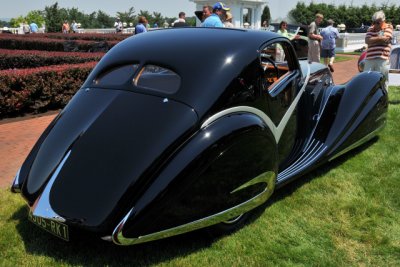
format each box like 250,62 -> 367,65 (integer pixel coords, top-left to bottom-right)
328,64 -> 334,72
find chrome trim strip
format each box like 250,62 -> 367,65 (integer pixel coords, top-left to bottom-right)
278,145 -> 327,183
278,139 -> 317,177
112,171 -> 275,246
201,105 -> 276,135
328,125 -> 384,162
11,168 -> 21,193
112,208 -> 135,244
201,64 -> 311,144
231,170 -> 274,194
375,113 -> 387,122
31,150 -> 71,223
283,142 -> 324,176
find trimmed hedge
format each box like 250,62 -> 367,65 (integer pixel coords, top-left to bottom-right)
0,62 -> 97,118
42,33 -> 130,41
0,35 -> 118,52
0,49 -> 103,69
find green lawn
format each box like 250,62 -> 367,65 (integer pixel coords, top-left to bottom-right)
321,54 -> 355,64
1,87 -> 399,266
334,55 -> 356,63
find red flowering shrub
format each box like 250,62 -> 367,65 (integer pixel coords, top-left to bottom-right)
0,35 -> 118,52
0,62 -> 97,118
0,49 -> 104,69
42,33 -> 130,41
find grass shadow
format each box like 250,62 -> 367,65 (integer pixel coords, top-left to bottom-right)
234,137 -> 379,229
13,207 -> 220,266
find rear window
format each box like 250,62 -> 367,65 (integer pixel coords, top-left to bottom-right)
134,65 -> 181,94
94,64 -> 139,86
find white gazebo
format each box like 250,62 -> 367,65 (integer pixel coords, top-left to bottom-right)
190,0 -> 268,29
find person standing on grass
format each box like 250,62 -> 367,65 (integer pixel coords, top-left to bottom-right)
320,19 -> 339,72
308,13 -> 324,63
364,10 -> 393,85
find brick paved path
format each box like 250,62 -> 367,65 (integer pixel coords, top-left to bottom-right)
0,57 -> 359,189
0,114 -> 57,188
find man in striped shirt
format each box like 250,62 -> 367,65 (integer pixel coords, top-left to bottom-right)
364,10 -> 393,83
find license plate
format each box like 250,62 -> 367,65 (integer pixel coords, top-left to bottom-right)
28,211 -> 69,241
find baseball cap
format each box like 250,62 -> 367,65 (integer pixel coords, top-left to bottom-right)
213,2 -> 230,11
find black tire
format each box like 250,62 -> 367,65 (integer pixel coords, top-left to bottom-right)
208,212 -> 250,235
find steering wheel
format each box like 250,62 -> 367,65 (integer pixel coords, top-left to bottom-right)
262,57 -> 279,80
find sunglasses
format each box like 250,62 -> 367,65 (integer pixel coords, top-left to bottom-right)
373,20 -> 382,25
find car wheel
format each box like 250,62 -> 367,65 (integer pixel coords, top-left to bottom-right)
209,212 -> 250,235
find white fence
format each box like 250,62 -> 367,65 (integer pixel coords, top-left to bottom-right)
336,32 -> 400,52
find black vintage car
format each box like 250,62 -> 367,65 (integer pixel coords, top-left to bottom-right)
11,28 -> 388,245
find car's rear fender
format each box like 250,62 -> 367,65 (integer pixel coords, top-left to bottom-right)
112,111 -> 277,245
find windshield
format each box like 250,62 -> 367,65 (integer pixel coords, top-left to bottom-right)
269,24 -> 308,37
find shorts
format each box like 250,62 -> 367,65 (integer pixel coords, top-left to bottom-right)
308,40 -> 320,63
321,48 -> 335,58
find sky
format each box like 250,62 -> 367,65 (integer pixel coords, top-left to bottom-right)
0,0 -> 398,21
0,0 -> 197,19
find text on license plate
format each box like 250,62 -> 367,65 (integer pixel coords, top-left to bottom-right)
28,211 -> 69,241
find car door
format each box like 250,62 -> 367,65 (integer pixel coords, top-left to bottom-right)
259,39 -> 305,164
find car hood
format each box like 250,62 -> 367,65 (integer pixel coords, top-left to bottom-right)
21,88 -> 198,229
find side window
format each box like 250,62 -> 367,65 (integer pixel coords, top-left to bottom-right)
260,42 -> 292,91
134,65 -> 181,94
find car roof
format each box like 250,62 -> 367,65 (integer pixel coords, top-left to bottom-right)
85,28 -> 285,116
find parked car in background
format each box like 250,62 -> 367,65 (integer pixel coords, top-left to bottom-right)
12,28 -> 388,246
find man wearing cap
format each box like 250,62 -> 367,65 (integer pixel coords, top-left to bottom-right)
201,2 -> 230,27
320,19 -> 339,72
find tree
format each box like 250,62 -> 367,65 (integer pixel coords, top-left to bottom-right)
9,16 -> 25,28
186,16 -> 196,27
116,7 -> 136,26
96,10 -> 114,28
261,5 -> 271,25
0,20 -> 8,27
288,1 -> 400,28
137,10 -> 151,25
25,10 -> 45,27
43,2 -> 63,32
10,12 -> 44,28
151,12 -> 163,27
